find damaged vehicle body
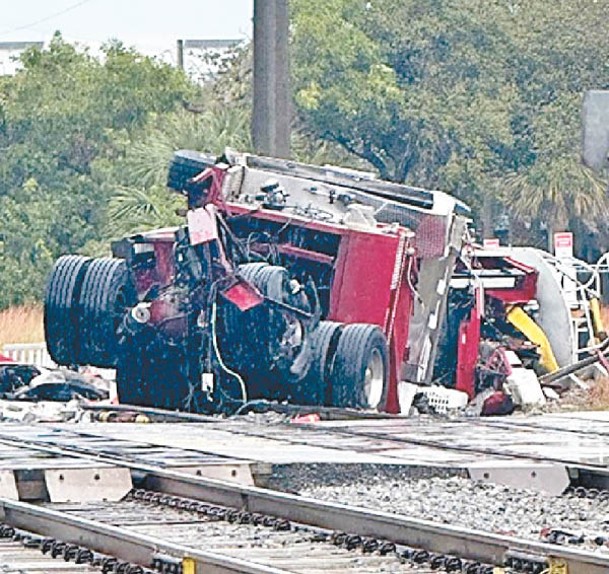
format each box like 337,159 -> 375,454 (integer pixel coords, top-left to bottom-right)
43,150 -> 606,414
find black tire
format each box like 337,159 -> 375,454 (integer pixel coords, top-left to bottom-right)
44,255 -> 91,365
78,257 -> 136,368
255,265 -> 289,300
330,323 -> 389,410
290,321 -> 342,405
237,262 -> 269,287
167,149 -> 216,192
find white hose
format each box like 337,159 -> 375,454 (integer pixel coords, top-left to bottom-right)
210,295 -> 247,404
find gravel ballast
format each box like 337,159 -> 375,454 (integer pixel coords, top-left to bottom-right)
270,463 -> 609,552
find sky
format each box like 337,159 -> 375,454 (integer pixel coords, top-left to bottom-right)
0,0 -> 253,54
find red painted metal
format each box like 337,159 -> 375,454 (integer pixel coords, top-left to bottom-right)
255,243 -> 336,266
383,230 -> 416,412
221,281 -> 264,312
192,165 -> 228,209
328,230 -> 402,324
455,285 -> 483,398
476,255 -> 538,304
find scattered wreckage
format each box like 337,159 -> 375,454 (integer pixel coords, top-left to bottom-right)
0,355 -> 111,422
41,149 -> 608,416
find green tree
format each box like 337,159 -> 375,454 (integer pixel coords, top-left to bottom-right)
0,34 -> 193,308
290,0 -> 609,246
101,103 -> 253,238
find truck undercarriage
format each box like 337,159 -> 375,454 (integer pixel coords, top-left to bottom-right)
43,150 -> 607,415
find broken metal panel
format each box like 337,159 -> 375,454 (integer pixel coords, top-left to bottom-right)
508,248 -> 578,366
405,215 -> 469,384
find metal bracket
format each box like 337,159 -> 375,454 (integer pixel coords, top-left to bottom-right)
0,471 -> 18,500
468,462 -> 569,495
44,467 -> 132,503
173,464 -> 254,486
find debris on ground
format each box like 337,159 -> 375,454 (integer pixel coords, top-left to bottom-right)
0,363 -> 116,422
0,398 -> 86,423
3,368 -> 110,402
0,361 -> 41,394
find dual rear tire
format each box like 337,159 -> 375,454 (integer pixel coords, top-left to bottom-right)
44,255 -> 91,365
44,256 -> 135,368
293,321 -> 389,411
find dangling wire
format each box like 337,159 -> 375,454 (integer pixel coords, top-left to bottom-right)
208,283 -> 247,405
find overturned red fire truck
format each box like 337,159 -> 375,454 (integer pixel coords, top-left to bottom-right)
43,150 -> 605,414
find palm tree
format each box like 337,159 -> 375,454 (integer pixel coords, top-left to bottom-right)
107,106 -> 252,236
505,155 -> 608,251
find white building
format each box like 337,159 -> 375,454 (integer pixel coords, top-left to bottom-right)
0,38 -> 242,82
0,41 -> 44,76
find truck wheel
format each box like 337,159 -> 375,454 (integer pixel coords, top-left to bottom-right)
78,258 -> 136,368
44,255 -> 91,365
330,323 -> 389,410
291,321 -> 342,405
256,265 -> 289,300
238,262 -> 268,287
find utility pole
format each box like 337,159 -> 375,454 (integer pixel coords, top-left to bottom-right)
252,0 -> 290,158
176,39 -> 184,70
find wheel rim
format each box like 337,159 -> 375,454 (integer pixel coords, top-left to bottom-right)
363,348 -> 384,408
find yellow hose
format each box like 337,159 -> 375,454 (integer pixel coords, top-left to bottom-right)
590,298 -> 607,341
507,306 -> 560,373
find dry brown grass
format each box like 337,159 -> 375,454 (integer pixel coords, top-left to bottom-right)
0,305 -> 44,350
585,377 -> 609,410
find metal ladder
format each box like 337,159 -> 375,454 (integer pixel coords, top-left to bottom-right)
539,253 -> 603,361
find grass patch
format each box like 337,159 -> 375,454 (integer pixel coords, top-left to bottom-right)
585,377 -> 609,410
0,305 -> 44,350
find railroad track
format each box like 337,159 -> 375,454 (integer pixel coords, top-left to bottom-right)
79,403 -> 609,473
0,424 -> 607,573
0,533 -> 106,573
142,411 -> 609,477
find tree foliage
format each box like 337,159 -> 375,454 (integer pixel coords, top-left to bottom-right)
3,3 -> 609,310
290,0 -> 609,244
0,34 -> 193,308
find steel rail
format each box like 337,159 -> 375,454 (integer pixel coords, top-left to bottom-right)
80,401 -> 393,421
0,429 -> 607,573
0,497 -> 290,574
141,465 -> 609,574
451,415 -> 609,439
